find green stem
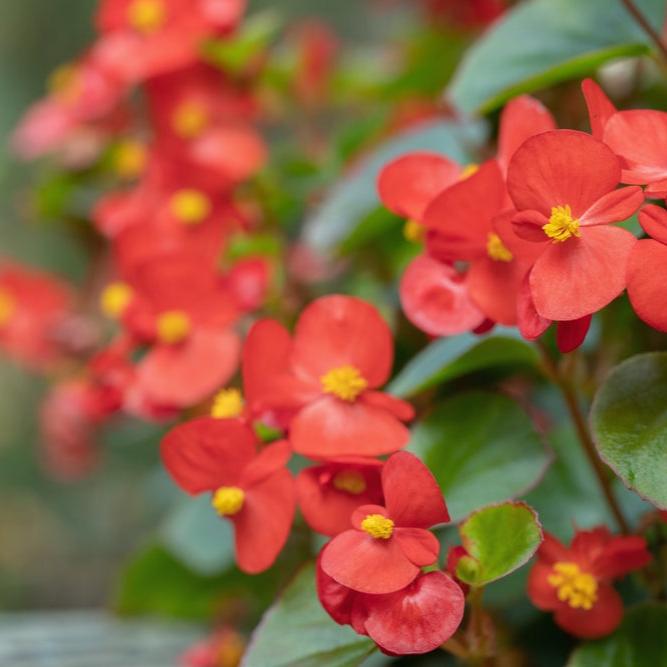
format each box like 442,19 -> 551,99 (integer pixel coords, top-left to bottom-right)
620,0 -> 667,63
537,342 -> 630,534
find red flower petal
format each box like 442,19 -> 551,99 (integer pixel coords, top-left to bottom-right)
497,95 -> 556,171
538,532 -> 571,564
592,535 -> 651,580
507,130 -> 621,218
467,257 -> 526,325
579,186 -> 643,227
360,391 -> 415,422
321,530 -> 420,594
160,417 -> 256,493
291,295 -> 393,387
399,255 -> 485,336
639,204 -> 667,245
136,328 -> 240,408
581,79 -> 616,141
530,226 -> 636,321
604,109 -> 667,185
556,315 -> 591,353
527,561 -> 560,611
233,468 -> 295,573
363,572 -> 465,655
316,555 -> 369,632
290,396 -> 410,458
377,152 -> 461,221
627,238 -> 667,331
393,527 -> 440,567
382,451 -> 449,528
516,272 -> 550,340
553,583 -> 623,639
241,439 -> 292,488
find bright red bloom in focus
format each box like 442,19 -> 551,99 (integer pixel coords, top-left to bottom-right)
161,418 -> 295,573
296,457 -> 384,536
244,295 -> 414,458
508,130 -> 643,321
320,451 -> 449,594
626,204 -> 667,332
527,527 -> 650,639
317,560 -> 464,656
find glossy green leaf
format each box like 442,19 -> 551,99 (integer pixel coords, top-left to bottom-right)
591,352 -> 667,509
389,331 -> 537,398
457,502 -> 542,586
303,119 -> 487,251
242,563 -> 375,667
567,603 -> 667,666
410,392 -> 551,521
448,0 -> 666,114
161,495 -> 235,575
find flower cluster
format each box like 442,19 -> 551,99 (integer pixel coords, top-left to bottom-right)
379,80 -> 667,352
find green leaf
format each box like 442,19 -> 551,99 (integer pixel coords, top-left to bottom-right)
161,495 -> 235,575
411,392 -> 551,521
303,118 -> 487,251
457,502 -> 542,586
388,330 -> 537,398
448,0 -> 666,115
590,352 -> 667,509
242,563 -> 375,667
567,603 -> 667,666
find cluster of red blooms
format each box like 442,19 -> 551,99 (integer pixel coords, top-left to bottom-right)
379,80 -> 667,353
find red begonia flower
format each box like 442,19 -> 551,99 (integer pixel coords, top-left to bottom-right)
399,254 -> 485,335
245,295 -> 414,458
161,417 -> 294,573
581,79 -> 617,142
627,204 -> 667,331
320,451 -> 448,594
527,528 -> 650,639
0,262 -> 75,370
296,457 -> 384,536
424,161 -> 542,325
508,130 -> 642,321
378,152 -> 462,223
317,556 -> 464,655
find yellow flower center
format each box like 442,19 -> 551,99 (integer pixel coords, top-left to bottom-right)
332,470 -> 367,495
216,631 -> 245,667
321,365 -> 368,402
127,0 -> 166,33
100,282 -> 133,318
113,140 -> 147,179
211,388 -> 244,419
169,189 -> 212,225
361,513 -> 394,540
172,101 -> 209,139
156,310 -> 191,344
543,205 -> 581,243
460,163 -> 479,180
486,232 -> 514,262
211,486 -> 245,517
547,561 -> 598,610
0,289 -> 16,327
403,219 -> 425,243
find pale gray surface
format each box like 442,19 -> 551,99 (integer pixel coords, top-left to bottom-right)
0,611 -> 203,667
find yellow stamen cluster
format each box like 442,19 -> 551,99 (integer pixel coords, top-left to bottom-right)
170,189 -> 212,225
100,282 -> 133,319
321,365 -> 368,402
127,0 -> 166,33
113,140 -> 147,179
547,561 -> 598,610
486,232 -> 514,262
332,470 -> 367,495
0,289 -> 16,327
156,310 -> 191,344
403,219 -> 425,243
211,388 -> 244,419
543,205 -> 581,243
361,513 -> 394,540
211,486 -> 245,517
172,101 -> 209,139
460,163 -> 479,180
